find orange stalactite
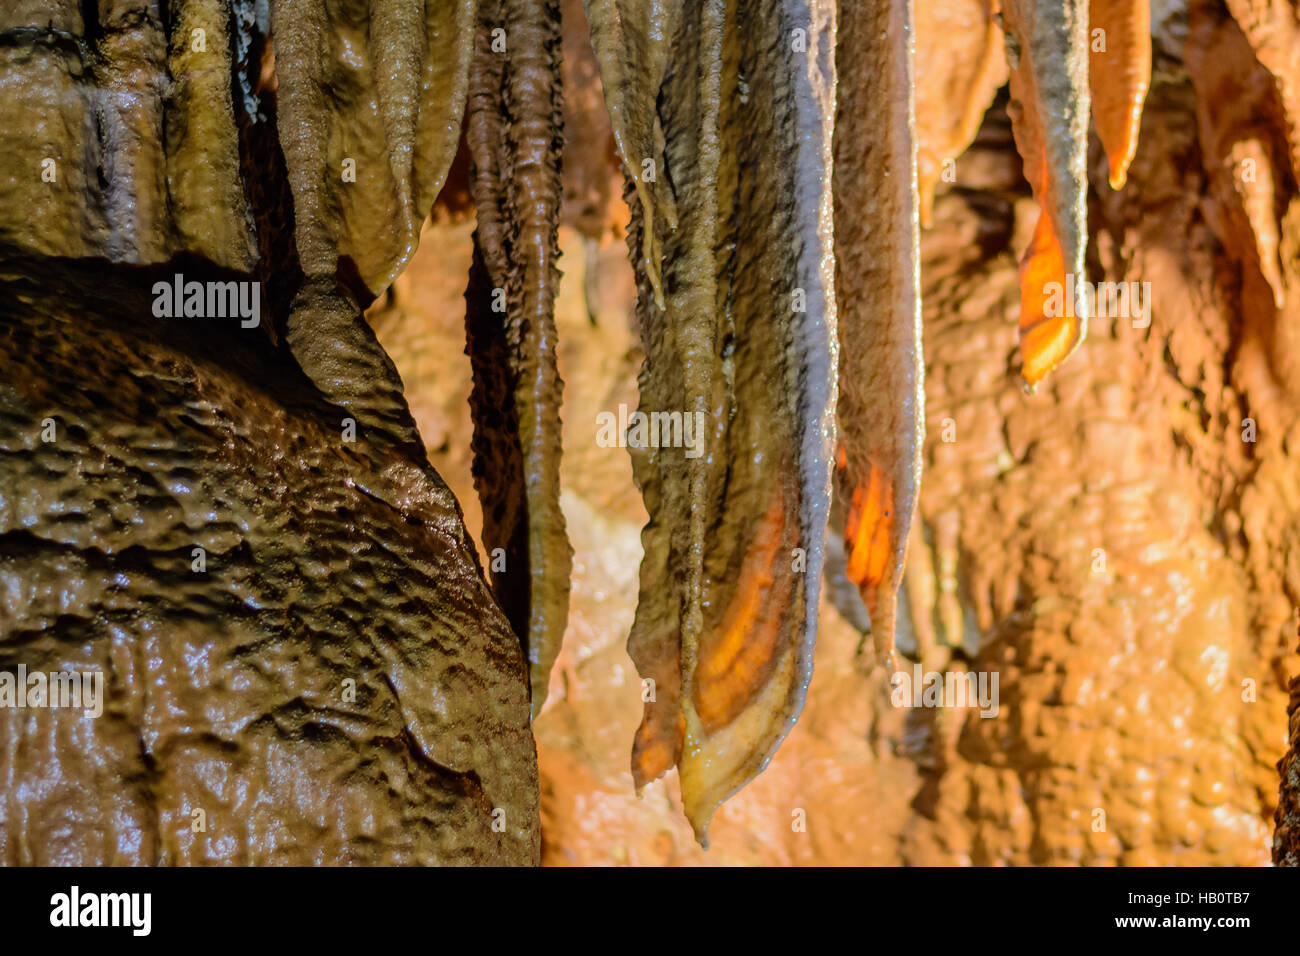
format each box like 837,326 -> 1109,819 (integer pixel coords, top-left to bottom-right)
1019,211 -> 1084,389
843,459 -> 896,618
914,0 -> 1008,227
1001,0 -> 1090,388
1089,0 -> 1152,190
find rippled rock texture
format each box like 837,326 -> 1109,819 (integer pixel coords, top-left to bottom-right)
0,0 -> 536,865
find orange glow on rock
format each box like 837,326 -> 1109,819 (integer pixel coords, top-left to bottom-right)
694,486 -> 794,735
1019,212 -> 1084,388
844,460 -> 895,615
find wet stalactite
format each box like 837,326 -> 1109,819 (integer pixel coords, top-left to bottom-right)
1001,0 -> 1092,389
4,0 -> 1300,865
914,0 -> 1007,229
464,0 -> 572,717
583,0 -> 837,842
833,0 -> 923,662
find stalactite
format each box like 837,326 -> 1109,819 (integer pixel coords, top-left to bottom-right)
585,0 -> 837,842
834,0 -> 923,659
1088,0 -> 1151,189
0,0 -> 256,268
464,0 -> 572,717
914,0 -> 1007,227
269,0 -> 475,298
999,0 -> 1091,388
1224,0 -> 1300,181
579,0 -> 679,307
1187,0 -> 1299,404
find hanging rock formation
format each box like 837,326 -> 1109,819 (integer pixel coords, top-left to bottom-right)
582,0 -> 838,841
1089,0 -> 1152,189
999,0 -> 1092,388
270,0 -> 475,297
0,0 -> 256,268
914,0 -> 1007,227
833,0 -> 923,660
464,0 -> 573,718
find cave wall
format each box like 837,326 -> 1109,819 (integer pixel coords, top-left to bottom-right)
0,0 -> 539,865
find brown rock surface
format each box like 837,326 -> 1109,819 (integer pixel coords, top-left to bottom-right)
0,0 -> 540,866
0,258 -> 538,865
